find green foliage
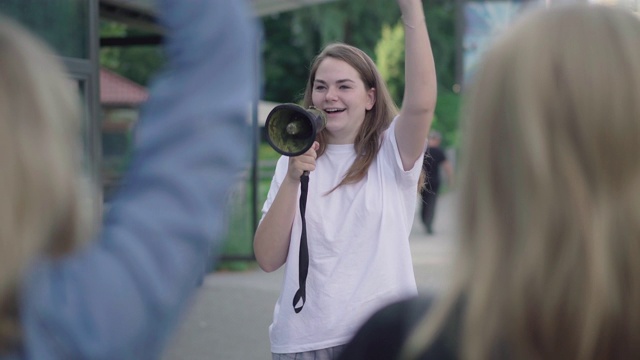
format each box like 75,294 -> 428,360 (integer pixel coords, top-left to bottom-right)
375,21 -> 405,106
110,44 -> 164,86
433,90 -> 461,148
216,142 -> 279,270
99,21 -> 126,69
291,0 -> 400,57
423,1 -> 458,90
259,142 -> 281,161
262,0 -> 401,103
99,21 -> 164,86
261,12 -> 311,102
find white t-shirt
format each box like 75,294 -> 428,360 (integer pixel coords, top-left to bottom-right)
261,120 -> 421,353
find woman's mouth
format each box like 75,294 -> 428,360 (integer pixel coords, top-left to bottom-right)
324,108 -> 346,115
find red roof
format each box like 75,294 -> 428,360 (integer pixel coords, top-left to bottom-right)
100,68 -> 149,106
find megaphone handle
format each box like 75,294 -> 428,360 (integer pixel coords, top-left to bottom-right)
293,171 -> 310,313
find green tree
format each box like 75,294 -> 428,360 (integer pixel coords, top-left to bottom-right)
99,21 -> 164,86
434,90 -> 461,147
99,21 -> 126,69
375,21 -> 405,106
261,12 -> 312,102
262,0 -> 401,103
422,0 -> 461,148
291,0 -> 401,57
423,0 -> 457,91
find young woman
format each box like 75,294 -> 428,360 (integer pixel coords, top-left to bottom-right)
338,3 -> 640,359
0,0 -> 255,358
254,0 -> 437,358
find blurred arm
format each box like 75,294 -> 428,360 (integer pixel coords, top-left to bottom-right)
21,1 -> 257,358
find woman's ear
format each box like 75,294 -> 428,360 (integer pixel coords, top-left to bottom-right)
366,88 -> 376,110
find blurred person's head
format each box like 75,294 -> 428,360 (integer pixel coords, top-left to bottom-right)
405,4 -> 640,359
427,130 -> 442,148
0,16 -> 89,346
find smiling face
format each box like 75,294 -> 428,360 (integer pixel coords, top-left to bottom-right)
311,57 -> 376,144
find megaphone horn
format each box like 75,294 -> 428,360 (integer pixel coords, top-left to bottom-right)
265,103 -> 327,156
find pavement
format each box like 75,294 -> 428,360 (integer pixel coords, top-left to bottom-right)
163,191 -> 458,360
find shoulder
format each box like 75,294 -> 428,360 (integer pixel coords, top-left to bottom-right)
427,146 -> 445,156
339,295 -> 462,360
427,147 -> 446,161
338,296 -> 434,359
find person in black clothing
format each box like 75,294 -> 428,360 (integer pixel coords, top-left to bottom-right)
338,3 -> 640,360
420,131 -> 453,235
336,296 -> 459,359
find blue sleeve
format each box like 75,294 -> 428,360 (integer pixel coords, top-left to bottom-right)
18,1 -> 257,359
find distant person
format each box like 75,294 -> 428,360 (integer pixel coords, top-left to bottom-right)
338,3 -> 640,359
0,0 -> 255,358
253,0 -> 437,358
420,130 -> 454,235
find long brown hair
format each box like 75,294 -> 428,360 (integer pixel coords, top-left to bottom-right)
301,43 -> 399,189
403,4 -> 640,359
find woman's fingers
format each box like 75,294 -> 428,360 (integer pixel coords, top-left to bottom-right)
286,142 -> 320,181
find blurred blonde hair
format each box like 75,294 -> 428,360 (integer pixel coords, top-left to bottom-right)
403,4 -> 640,359
0,17 -> 90,348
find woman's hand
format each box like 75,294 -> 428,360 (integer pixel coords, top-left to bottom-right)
285,141 -> 319,183
254,140 -> 320,272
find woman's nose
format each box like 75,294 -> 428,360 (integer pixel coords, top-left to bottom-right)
325,87 -> 338,101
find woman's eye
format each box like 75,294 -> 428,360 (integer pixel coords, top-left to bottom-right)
314,85 -> 326,91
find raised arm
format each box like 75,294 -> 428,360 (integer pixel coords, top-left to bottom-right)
395,0 -> 437,170
21,1 -> 256,358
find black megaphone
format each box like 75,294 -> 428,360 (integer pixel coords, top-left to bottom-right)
265,103 -> 326,156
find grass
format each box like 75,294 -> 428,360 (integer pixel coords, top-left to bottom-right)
215,142 -> 280,271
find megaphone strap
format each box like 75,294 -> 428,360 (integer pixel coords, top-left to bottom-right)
293,173 -> 310,313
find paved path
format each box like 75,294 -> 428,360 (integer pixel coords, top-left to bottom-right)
163,192 -> 458,360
